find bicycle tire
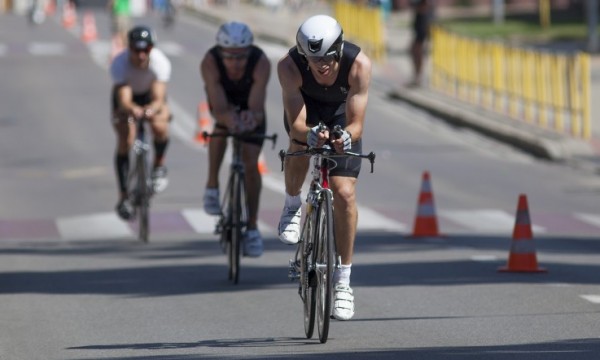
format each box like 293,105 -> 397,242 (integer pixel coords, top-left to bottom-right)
137,153 -> 150,243
315,191 -> 334,343
229,170 -> 243,284
302,209 -> 317,339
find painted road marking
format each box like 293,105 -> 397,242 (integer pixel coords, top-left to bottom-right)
56,213 -> 133,240
580,295 -> 600,304
29,42 -> 67,56
574,213 -> 600,228
440,209 -> 546,234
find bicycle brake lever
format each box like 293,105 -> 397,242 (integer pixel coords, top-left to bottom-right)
279,149 -> 286,172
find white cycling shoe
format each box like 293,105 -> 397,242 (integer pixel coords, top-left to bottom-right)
278,205 -> 301,245
332,283 -> 355,321
203,188 -> 221,215
243,229 -> 263,257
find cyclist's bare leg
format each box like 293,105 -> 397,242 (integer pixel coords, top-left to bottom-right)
113,113 -> 136,201
241,142 -> 262,229
283,141 -> 310,196
148,104 -> 171,167
330,176 -> 358,265
205,125 -> 228,189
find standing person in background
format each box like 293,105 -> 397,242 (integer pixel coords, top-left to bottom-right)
200,22 -> 271,257
408,0 -> 432,87
108,0 -> 131,48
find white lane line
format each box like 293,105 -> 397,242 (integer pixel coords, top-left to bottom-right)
357,207 -> 407,232
29,42 -> 67,56
471,255 -> 498,262
57,213 -> 133,240
160,41 -> 185,57
440,209 -> 546,233
580,295 -> 600,304
574,213 -> 600,228
181,208 -> 220,234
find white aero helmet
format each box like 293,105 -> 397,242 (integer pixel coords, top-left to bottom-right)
216,21 -> 254,48
296,15 -> 344,61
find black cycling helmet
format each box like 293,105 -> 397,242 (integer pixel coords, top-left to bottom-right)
128,26 -> 156,50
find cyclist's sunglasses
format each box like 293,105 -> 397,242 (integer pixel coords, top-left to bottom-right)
131,46 -> 153,54
220,49 -> 249,60
306,52 -> 336,63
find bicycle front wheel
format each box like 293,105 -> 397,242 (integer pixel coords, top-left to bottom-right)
302,209 -> 317,339
136,153 -> 150,243
228,170 -> 244,284
315,191 -> 334,343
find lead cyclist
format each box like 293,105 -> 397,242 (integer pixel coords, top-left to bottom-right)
277,15 -> 372,321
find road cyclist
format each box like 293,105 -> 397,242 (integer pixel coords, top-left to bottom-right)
200,21 -> 271,257
110,25 -> 172,221
277,14 -> 372,322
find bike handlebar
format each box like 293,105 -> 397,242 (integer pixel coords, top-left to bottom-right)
278,147 -> 376,173
202,131 -> 278,149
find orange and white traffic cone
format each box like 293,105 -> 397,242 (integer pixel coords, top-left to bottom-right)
258,152 -> 269,174
45,0 -> 56,16
80,11 -> 98,43
61,2 -> 77,29
194,101 -> 212,144
409,171 -> 441,238
498,194 -> 547,273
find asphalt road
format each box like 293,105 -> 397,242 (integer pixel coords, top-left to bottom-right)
1,8 -> 600,360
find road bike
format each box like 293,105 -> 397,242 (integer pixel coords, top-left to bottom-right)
127,116 -> 153,242
279,125 -> 375,343
202,130 -> 277,284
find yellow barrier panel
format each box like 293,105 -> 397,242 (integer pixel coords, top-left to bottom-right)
430,26 -> 591,140
334,0 -> 386,62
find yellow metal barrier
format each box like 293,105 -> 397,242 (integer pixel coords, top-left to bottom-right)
430,26 -> 591,140
333,0 -> 386,62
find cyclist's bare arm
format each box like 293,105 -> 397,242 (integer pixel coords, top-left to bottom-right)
146,80 -> 167,117
277,54 -> 311,145
114,84 -> 144,120
243,53 -> 271,128
341,50 -> 371,142
200,52 -> 239,130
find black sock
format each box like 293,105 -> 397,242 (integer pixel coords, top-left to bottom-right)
153,139 -> 169,166
115,153 -> 129,193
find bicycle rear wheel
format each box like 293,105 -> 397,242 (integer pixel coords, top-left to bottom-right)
302,210 -> 317,339
315,192 -> 334,343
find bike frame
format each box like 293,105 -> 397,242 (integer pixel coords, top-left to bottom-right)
203,130 -> 277,284
281,140 -> 376,344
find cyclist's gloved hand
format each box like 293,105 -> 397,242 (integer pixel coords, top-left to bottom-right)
307,124 -> 327,148
337,129 -> 352,151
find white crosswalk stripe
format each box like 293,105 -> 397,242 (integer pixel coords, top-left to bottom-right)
439,209 -> 546,234
574,213 -> 600,228
181,208 -> 220,234
29,42 -> 67,56
56,213 -> 133,240
580,295 -> 600,304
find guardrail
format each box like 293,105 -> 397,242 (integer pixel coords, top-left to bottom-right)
333,0 -> 386,62
430,26 -> 591,140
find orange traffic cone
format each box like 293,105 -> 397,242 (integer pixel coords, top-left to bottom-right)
45,0 -> 56,16
258,152 -> 269,174
498,194 -> 547,273
61,2 -> 77,29
409,171 -> 441,237
80,11 -> 98,43
194,101 -> 212,144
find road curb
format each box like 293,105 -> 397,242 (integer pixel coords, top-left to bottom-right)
388,88 -> 596,162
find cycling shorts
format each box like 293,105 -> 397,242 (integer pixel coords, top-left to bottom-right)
214,119 -> 267,147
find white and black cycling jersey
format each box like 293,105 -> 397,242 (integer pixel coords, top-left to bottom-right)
110,48 -> 171,95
